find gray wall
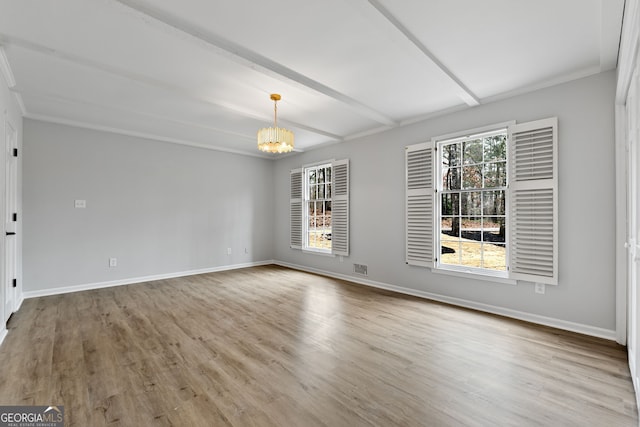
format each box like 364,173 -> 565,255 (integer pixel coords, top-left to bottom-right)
273,71 -> 617,331
22,71 -> 618,332
23,120 -> 274,291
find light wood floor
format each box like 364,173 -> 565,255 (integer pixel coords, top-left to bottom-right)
0,265 -> 637,426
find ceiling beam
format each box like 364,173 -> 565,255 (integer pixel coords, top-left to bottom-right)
0,34 -> 343,142
366,0 -> 480,107
113,0 -> 398,127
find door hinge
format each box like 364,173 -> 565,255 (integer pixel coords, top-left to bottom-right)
12,148 -> 17,157
12,278 -> 16,288
12,213 -> 16,222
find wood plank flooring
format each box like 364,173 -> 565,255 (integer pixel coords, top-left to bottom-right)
0,265 -> 637,426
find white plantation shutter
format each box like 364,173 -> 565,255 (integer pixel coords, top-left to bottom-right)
331,159 -> 349,256
406,142 -> 435,267
508,118 -> 558,284
290,168 -> 303,249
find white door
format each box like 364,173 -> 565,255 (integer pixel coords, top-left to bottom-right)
3,119 -> 16,324
627,65 -> 640,389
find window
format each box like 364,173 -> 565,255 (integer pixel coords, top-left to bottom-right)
439,129 -> 507,274
406,118 -> 558,285
305,163 -> 332,252
291,159 -> 349,256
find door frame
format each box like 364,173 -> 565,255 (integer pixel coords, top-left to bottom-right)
3,114 -> 16,322
615,0 -> 640,412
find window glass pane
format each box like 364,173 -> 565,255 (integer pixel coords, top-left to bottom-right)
326,167 -> 331,182
327,183 -> 331,198
483,218 -> 505,243
310,185 -> 317,200
308,203 -> 316,229
461,192 -> 481,215
483,243 -> 506,271
443,167 -> 461,190
460,242 -> 482,268
461,217 -> 482,243
318,184 -> 325,199
441,242 -> 460,265
318,168 -> 325,184
441,193 -> 460,216
441,217 -> 458,238
308,232 -> 319,248
442,143 -> 461,167
309,170 -> 316,184
483,162 -> 506,188
462,166 -> 482,189
483,190 -> 505,216
463,139 -> 483,165
483,135 -> 507,162
320,213 -> 328,229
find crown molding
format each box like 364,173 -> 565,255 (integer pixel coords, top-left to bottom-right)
600,0 -> 625,71
616,0 -> 639,103
0,46 -> 16,88
25,113 -> 273,159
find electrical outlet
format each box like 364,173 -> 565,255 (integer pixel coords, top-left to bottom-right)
244,248 -> 248,254
535,283 -> 545,294
74,199 -> 86,208
227,248 -> 232,255
109,257 -> 117,267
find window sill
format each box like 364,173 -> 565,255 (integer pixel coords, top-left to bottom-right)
302,248 -> 335,257
432,266 -> 516,286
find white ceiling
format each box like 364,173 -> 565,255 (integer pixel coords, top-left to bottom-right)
0,0 -> 625,158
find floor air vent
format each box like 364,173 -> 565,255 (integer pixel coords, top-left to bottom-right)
354,263 -> 368,276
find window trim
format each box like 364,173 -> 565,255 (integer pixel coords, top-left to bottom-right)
432,265 -> 517,285
303,161 -> 333,254
406,118 -> 558,284
433,121 -> 513,279
432,121 -> 516,146
290,158 -> 349,257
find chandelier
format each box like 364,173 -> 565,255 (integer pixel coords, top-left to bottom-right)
257,94 -> 294,153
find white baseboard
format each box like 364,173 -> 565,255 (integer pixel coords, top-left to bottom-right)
274,260 -> 617,341
22,260 -> 274,299
630,349 -> 640,412
18,259 -> 617,341
0,327 -> 7,347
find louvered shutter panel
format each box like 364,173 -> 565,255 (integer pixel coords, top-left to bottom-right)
331,159 -> 349,256
508,118 -> 558,284
290,168 -> 303,249
406,142 -> 435,267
